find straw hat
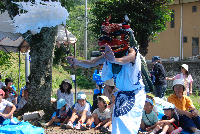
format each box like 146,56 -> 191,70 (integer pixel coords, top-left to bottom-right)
77,91 -> 86,99
181,64 -> 188,71
172,79 -> 186,91
98,95 -> 110,104
104,79 -> 115,86
152,56 -> 161,62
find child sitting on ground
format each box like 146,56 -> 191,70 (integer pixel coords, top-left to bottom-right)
101,94 -> 115,133
2,86 -> 18,105
140,98 -> 158,132
83,95 -> 111,130
146,93 -> 158,116
147,103 -> 179,134
5,78 -> 18,105
65,91 -> 91,129
168,79 -> 200,134
45,98 -> 72,127
0,89 -> 18,124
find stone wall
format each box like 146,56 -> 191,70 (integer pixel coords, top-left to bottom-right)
146,60 -> 200,90
63,60 -> 200,90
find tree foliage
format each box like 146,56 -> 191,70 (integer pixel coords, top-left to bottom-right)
89,0 -> 173,56
0,50 -> 13,71
66,4 -> 99,59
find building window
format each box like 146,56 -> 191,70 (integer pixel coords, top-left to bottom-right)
192,6 -> 197,12
192,37 -> 199,56
183,36 -> 187,43
171,10 -> 174,28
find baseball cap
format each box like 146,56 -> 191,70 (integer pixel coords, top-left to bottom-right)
163,102 -> 175,110
145,98 -> 153,105
77,91 -> 86,100
152,56 -> 161,62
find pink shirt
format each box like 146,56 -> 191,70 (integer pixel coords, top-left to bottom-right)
173,73 -> 193,92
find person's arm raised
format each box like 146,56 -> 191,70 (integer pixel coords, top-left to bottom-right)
102,44 -> 136,65
66,55 -> 105,68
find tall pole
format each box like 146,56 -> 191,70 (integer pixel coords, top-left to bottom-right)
84,0 -> 87,60
25,51 -> 30,82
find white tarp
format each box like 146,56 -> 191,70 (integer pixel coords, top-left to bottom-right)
0,10 -> 24,53
56,24 -> 77,45
0,11 -> 77,53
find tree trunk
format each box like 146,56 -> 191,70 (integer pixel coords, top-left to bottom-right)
18,27 -> 58,119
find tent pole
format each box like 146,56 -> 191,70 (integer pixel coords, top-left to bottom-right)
18,46 -> 21,95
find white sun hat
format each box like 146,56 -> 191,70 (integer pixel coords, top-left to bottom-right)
181,64 -> 188,71
172,79 -> 186,91
104,78 -> 115,86
163,102 -> 175,110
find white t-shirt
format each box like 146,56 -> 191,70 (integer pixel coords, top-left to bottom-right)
0,99 -> 13,113
6,95 -> 15,103
93,108 -> 111,121
57,89 -> 74,107
74,102 -> 91,117
17,97 -> 27,108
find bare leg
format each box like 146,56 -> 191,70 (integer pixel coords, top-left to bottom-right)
140,120 -> 145,131
3,106 -> 13,119
190,127 -> 198,133
69,114 -> 79,123
46,116 -> 60,126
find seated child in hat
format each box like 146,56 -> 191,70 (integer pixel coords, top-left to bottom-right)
4,77 -> 18,105
66,91 -> 91,129
146,93 -> 158,116
83,95 -> 111,130
101,94 -> 115,133
147,102 -> 179,134
168,79 -> 200,134
57,79 -> 74,107
102,79 -> 118,104
46,98 -> 72,127
2,86 -> 18,105
140,98 -> 158,132
0,89 -> 18,124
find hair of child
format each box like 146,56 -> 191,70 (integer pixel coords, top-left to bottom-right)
5,77 -> 13,86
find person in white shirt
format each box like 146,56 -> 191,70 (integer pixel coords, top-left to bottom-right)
66,91 -> 91,130
57,79 -> 74,107
0,89 -> 18,124
84,95 -> 111,130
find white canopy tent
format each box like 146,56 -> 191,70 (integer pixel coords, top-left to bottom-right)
0,10 -> 77,96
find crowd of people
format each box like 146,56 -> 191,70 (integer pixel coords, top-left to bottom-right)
0,59 -> 199,134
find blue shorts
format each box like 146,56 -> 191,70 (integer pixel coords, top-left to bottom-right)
0,116 -> 5,124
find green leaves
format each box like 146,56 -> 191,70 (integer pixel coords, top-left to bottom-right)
89,0 -> 173,56
0,50 -> 13,71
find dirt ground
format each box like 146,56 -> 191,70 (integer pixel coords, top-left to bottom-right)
43,125 -> 103,134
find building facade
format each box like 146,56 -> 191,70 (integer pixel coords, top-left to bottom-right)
146,0 -> 200,61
